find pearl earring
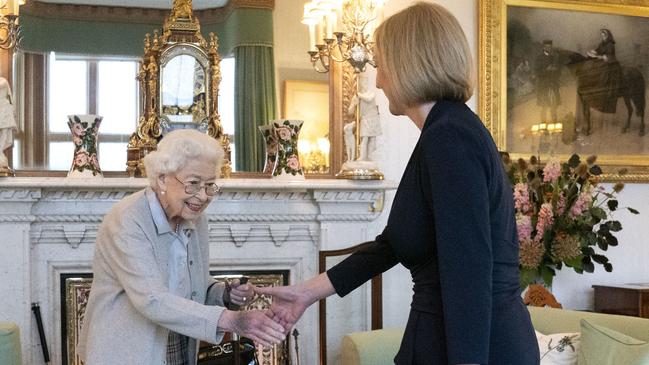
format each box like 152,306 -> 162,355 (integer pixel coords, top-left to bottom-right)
161,190 -> 166,195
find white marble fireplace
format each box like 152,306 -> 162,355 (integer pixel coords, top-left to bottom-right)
0,177 -> 396,364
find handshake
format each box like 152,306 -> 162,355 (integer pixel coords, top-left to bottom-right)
218,273 -> 333,347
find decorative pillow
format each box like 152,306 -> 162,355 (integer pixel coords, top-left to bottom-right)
578,319 -> 649,365
536,330 -> 580,365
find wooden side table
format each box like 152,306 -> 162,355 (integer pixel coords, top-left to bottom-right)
592,284 -> 649,318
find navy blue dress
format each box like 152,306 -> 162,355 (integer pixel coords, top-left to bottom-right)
327,101 -> 540,365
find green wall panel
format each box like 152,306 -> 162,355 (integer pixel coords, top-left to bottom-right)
20,8 -> 273,57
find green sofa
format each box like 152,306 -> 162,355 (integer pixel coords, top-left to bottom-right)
340,307 -> 649,365
0,322 -> 22,365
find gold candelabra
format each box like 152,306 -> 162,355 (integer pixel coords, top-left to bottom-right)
303,0 -> 383,74
298,137 -> 330,174
0,0 -> 23,50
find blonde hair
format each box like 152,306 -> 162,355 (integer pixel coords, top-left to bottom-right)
373,2 -> 474,107
143,129 -> 224,189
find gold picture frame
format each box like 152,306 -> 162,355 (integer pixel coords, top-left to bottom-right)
64,277 -> 92,365
63,273 -> 288,365
479,0 -> 649,181
282,79 -> 331,175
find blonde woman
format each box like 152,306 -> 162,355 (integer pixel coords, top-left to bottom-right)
260,3 -> 539,364
78,129 -> 285,365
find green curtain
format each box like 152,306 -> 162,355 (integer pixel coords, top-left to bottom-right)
234,45 -> 277,172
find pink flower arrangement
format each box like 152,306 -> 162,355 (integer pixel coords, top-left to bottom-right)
502,153 -> 639,288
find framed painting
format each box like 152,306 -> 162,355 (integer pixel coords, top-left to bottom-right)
479,0 -> 649,181
282,80 -> 331,175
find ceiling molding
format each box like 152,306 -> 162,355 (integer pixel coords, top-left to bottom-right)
23,0 -> 274,24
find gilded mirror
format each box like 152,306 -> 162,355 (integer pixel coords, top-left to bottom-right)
9,0 -> 334,177
160,53 -> 208,127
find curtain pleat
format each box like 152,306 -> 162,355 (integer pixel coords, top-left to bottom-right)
234,45 -> 277,172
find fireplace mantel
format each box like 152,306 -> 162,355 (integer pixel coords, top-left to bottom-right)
0,177 -> 396,364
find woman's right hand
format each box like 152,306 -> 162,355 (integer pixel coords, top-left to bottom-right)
255,284 -> 311,334
217,309 -> 285,347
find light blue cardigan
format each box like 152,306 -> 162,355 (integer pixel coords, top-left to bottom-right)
78,188 -> 226,365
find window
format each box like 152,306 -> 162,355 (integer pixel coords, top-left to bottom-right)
14,52 -> 235,173
47,53 -> 139,171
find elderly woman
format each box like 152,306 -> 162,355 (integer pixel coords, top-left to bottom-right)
259,3 -> 538,364
78,129 -> 285,365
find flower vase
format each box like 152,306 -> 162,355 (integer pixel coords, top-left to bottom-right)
258,125 -> 278,175
67,114 -> 103,178
271,119 -> 304,180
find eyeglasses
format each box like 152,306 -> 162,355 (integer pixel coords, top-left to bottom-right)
173,175 -> 220,196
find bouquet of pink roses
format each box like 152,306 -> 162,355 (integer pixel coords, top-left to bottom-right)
501,153 -> 639,288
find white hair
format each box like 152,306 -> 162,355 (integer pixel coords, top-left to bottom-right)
143,129 -> 225,189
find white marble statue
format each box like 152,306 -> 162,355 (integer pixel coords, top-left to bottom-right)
340,71 -> 382,177
343,121 -> 356,162
0,77 -> 17,174
347,71 -> 382,161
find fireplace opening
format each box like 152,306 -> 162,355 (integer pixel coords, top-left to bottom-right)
61,270 -> 290,365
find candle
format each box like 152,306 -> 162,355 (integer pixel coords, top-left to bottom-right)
539,122 -> 547,130
308,23 -> 316,51
9,0 -> 17,15
547,123 -> 555,132
326,13 -> 333,39
1,0 -> 13,15
316,21 -> 325,45
531,125 -> 539,133
555,123 -> 563,132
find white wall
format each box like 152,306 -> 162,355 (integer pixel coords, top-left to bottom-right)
368,0 -> 649,329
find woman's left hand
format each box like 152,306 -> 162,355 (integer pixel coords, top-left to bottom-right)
229,279 -> 255,306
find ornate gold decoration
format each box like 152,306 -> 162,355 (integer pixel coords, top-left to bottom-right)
479,0 -> 649,182
65,277 -> 92,365
211,274 -> 288,365
63,273 -> 288,365
0,0 -> 21,50
127,0 -> 231,177
342,64 -> 357,128
0,165 -> 15,177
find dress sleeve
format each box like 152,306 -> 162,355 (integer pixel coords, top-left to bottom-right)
421,122 -> 493,365
97,215 -> 225,344
326,231 -> 398,297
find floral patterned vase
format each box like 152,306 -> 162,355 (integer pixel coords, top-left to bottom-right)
271,119 -> 304,180
67,114 -> 103,178
259,124 -> 278,175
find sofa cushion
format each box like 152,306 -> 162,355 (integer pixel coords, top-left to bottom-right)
341,328 -> 403,365
529,306 -> 649,342
0,322 -> 22,365
536,330 -> 580,365
578,319 -> 649,365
